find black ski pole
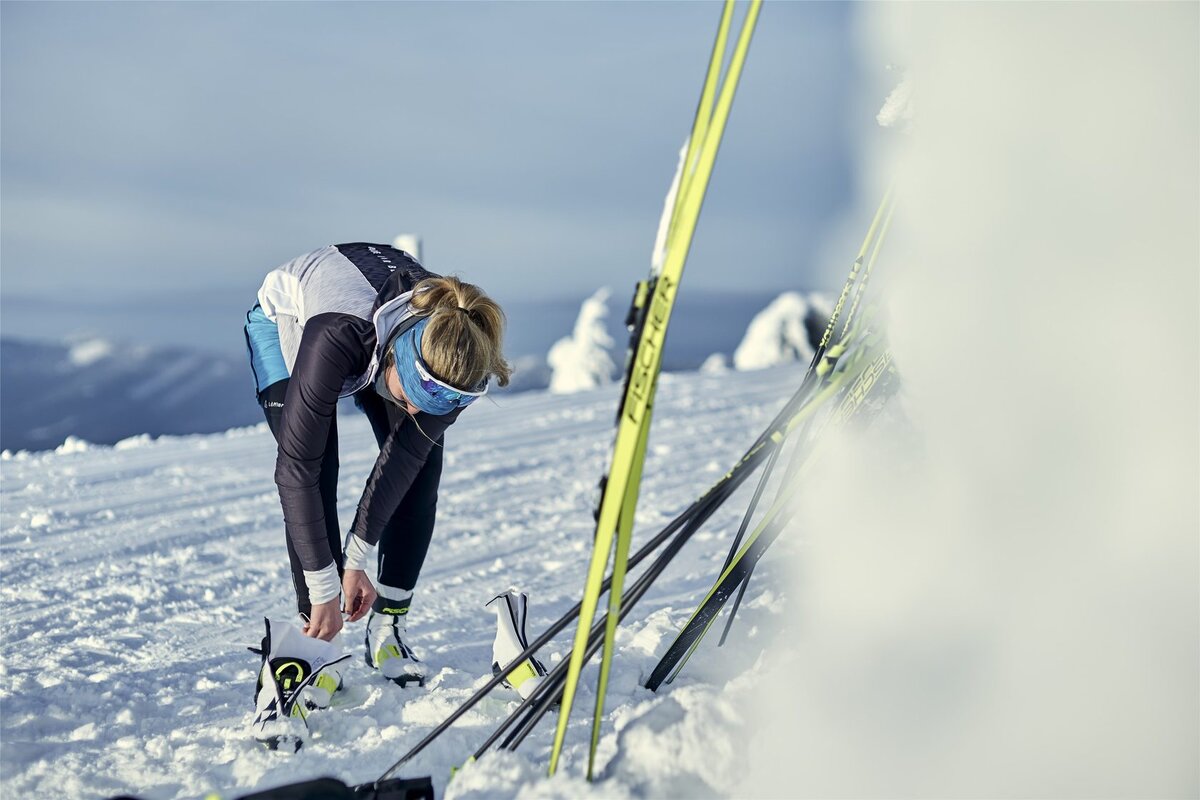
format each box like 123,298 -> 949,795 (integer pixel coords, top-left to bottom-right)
377,356 -> 832,781
375,439 -> 759,780
474,477 -> 744,757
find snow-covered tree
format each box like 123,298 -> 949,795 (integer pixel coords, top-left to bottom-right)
732,292 -> 816,371
547,288 -> 615,394
392,233 -> 422,260
700,353 -> 729,374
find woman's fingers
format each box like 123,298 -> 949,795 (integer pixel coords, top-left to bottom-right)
305,599 -> 343,641
358,583 -> 377,620
341,571 -> 377,623
305,621 -> 332,640
345,585 -> 373,623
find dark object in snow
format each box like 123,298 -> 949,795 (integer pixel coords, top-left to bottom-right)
239,775 -> 435,800
106,775 -> 434,800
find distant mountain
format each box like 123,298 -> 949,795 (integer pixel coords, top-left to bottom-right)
0,289 -> 832,452
0,337 -> 261,452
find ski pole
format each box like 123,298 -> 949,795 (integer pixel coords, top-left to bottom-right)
375,431 -> 760,780
378,332 -> 833,780
717,195 -> 896,645
648,326 -> 892,689
499,360 -> 865,749
475,476 -> 747,757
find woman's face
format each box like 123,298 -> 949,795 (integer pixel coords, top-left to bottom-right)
385,362 -> 422,416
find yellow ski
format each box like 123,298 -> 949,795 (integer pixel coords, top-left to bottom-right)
547,0 -> 763,779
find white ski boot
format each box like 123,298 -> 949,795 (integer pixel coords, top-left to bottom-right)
487,589 -> 548,700
300,636 -> 344,710
250,618 -> 350,751
365,595 -> 426,688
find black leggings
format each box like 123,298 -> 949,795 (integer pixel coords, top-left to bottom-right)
354,389 -> 443,596
259,379 -> 442,616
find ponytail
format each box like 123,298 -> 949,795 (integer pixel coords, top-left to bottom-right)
410,276 -> 512,388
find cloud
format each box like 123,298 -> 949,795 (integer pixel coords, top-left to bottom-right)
2,2 -> 859,306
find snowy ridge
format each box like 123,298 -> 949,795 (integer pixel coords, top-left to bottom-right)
0,363 -> 811,799
1,290 -> 822,453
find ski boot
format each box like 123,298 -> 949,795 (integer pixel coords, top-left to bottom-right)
365,595 -> 426,688
487,589 -> 548,700
301,643 -> 344,710
250,618 -> 350,751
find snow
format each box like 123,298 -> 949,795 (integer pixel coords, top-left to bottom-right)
54,436 -> 92,455
699,353 -> 728,374
67,338 -> 114,367
0,362 -> 811,799
732,292 -> 818,371
649,140 -> 688,275
547,288 -> 616,394
877,72 -> 913,130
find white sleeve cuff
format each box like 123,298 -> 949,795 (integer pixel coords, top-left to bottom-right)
303,562 -> 341,606
342,533 -> 375,572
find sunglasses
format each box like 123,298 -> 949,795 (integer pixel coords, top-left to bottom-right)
410,343 -> 488,409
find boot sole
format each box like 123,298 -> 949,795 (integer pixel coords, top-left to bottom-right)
365,633 -> 426,688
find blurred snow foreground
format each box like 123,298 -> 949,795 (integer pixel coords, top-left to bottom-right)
547,287 -> 616,394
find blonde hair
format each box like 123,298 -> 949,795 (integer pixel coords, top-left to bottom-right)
410,276 -> 512,388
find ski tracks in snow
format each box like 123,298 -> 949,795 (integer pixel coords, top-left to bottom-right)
1,365 -> 805,799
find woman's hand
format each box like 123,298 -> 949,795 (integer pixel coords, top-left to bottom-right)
304,598 -> 343,641
342,569 -> 377,623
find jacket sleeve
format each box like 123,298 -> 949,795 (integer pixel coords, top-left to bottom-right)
350,406 -> 463,545
274,313 -> 371,572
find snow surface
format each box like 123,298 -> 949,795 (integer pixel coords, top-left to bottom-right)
0,363 -> 811,799
547,288 -> 616,394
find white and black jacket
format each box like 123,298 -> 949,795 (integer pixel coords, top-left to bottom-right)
256,243 -> 463,578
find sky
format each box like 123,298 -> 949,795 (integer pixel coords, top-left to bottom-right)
1,1 -> 875,353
